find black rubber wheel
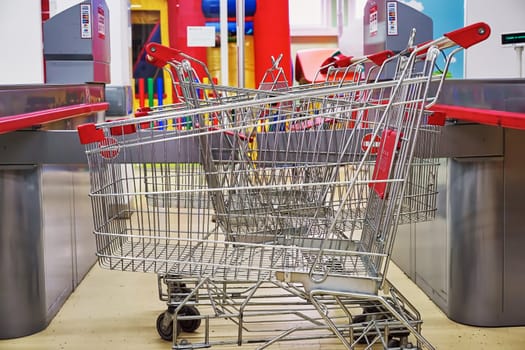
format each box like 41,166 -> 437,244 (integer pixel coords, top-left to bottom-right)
388,337 -> 401,348
156,311 -> 174,341
179,305 -> 201,333
352,313 -> 368,324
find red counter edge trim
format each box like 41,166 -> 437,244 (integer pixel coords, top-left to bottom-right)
430,104 -> 525,130
0,102 -> 109,137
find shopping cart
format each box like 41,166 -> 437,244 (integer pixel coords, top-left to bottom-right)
78,22 -> 490,349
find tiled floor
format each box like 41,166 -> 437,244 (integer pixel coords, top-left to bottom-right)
1,263 -> 524,350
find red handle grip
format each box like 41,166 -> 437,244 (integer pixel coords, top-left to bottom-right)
320,52 -> 354,73
145,43 -> 183,68
365,50 -> 395,66
410,22 -> 490,58
444,22 -> 491,49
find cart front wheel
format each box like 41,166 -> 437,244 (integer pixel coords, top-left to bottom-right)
156,311 -> 175,341
179,305 -> 201,333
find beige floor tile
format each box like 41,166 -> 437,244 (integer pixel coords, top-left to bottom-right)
1,264 -> 524,350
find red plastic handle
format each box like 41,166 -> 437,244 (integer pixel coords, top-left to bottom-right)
407,23 -> 490,59
145,43 -> 183,68
333,55 -> 354,68
366,50 -> 395,66
444,22 -> 491,49
320,52 -> 354,73
78,123 -> 105,145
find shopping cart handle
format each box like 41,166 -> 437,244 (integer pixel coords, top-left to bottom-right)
443,22 -> 491,49
320,51 -> 354,73
78,123 -> 105,145
145,43 -> 183,68
365,50 -> 395,66
410,22 -> 490,58
134,106 -> 151,117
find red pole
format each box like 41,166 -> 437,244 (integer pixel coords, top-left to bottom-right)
138,78 -> 145,109
253,0 -> 293,86
166,0 -> 207,80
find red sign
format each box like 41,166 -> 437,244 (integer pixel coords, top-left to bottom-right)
361,133 -> 381,154
369,4 -> 378,37
369,129 -> 398,199
97,6 -> 105,39
99,137 -> 119,159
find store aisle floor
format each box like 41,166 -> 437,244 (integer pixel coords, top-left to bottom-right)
1,263 -> 524,350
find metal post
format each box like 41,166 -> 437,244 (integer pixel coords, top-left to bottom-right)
515,45 -> 524,78
220,0 -> 229,85
336,0 -> 344,37
236,0 -> 245,88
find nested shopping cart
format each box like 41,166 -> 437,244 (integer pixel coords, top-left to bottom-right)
142,38 -> 396,109
78,22 -> 490,350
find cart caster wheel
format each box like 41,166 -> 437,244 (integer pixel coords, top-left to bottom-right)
352,313 -> 367,324
179,305 -> 201,333
388,337 -> 401,348
156,311 -> 180,341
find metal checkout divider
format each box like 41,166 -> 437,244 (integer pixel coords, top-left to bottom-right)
0,84 -> 107,338
392,78 -> 525,327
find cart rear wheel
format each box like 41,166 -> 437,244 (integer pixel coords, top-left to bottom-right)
156,311 -> 178,341
387,337 -> 401,348
179,305 -> 201,333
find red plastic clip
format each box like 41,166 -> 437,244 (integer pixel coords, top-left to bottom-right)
427,112 -> 447,126
77,123 -> 105,145
366,50 -> 395,66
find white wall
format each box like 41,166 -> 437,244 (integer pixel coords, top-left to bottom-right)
465,0 -> 525,78
0,0 -> 44,84
107,0 -> 132,86
338,0 -> 367,56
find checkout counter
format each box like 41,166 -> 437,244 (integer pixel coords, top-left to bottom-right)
392,79 -> 525,327
0,84 -> 107,339
0,0 -> 111,338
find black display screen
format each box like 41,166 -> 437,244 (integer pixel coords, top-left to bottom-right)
501,32 -> 525,45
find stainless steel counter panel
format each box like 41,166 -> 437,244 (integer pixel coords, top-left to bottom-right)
414,161 -> 448,310
0,84 -> 103,338
72,167 -> 96,285
392,160 -> 449,312
435,124 -> 503,158
0,166 -> 46,338
448,156 -> 505,325
42,166 -> 75,322
0,162 -> 97,339
391,79 -> 525,327
40,165 -> 95,321
502,129 -> 525,324
0,131 -> 88,164
392,123 -> 525,326
438,79 -> 525,111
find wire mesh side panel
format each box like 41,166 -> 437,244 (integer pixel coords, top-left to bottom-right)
86,129 -> 213,274
400,122 -> 441,224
